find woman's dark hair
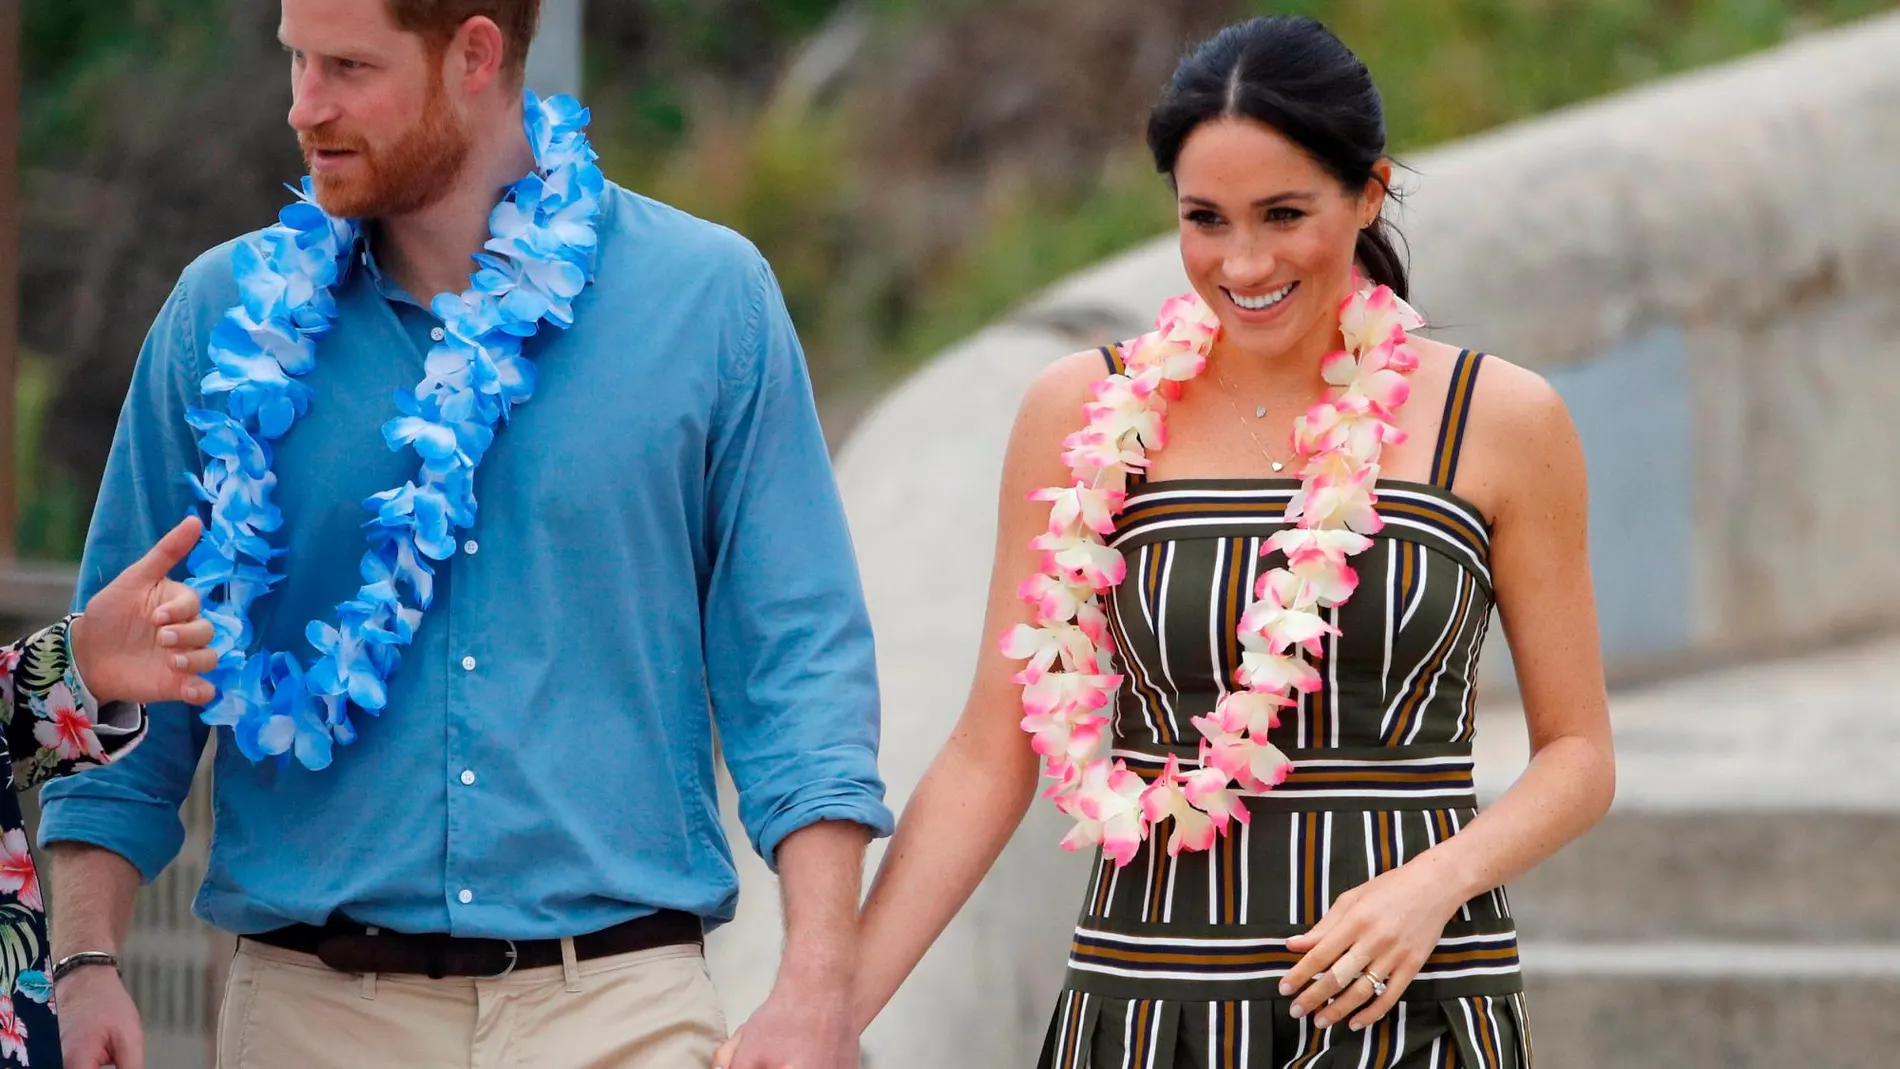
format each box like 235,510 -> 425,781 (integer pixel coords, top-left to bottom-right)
1148,16 -> 1409,299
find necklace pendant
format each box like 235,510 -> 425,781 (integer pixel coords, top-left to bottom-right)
1255,405 -> 1268,419
1271,460 -> 1285,473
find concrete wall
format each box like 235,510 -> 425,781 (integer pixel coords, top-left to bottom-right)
524,0 -> 583,100
705,13 -> 1900,1067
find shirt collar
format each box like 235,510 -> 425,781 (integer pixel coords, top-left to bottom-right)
352,226 -> 428,309
343,183 -> 614,310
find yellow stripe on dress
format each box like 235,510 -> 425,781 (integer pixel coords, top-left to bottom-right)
1433,351 -> 1481,488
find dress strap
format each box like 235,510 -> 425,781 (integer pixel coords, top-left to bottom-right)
1430,350 -> 1486,490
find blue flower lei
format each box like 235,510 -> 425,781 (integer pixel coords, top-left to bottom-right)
184,92 -> 604,770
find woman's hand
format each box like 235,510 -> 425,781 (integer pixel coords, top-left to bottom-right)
710,1026 -> 746,1069
68,516 -> 218,706
1278,852 -> 1471,1031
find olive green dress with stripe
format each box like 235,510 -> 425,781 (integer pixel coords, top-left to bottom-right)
1039,347 -> 1531,1069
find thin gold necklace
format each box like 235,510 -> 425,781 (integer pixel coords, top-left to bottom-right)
1209,362 -> 1310,474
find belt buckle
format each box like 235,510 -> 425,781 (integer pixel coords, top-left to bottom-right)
479,938 -> 519,979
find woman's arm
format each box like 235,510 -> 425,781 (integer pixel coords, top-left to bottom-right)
1399,362 -> 1616,898
850,350 -> 1109,1030
1281,360 -> 1616,1030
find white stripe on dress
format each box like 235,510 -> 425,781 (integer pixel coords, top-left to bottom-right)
1327,604 -> 1343,747
1239,812 -> 1252,925
1381,515 -> 1491,584
1320,810 -> 1335,916
1401,545 -> 1430,632
1455,608 -> 1492,740
1286,812 -> 1301,925
1381,544 -> 1397,704
1143,832 -> 1162,922
1382,562 -> 1461,740
1379,487 -> 1490,544
1163,843 -> 1180,924
1154,542 -> 1183,739
1111,568 -> 1171,744
1405,573 -> 1475,746
1208,536 -> 1230,701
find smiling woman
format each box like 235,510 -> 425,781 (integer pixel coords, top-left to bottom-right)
1150,18 -> 1408,303
830,14 -> 1616,1069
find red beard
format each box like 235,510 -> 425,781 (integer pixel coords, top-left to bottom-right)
300,79 -> 470,219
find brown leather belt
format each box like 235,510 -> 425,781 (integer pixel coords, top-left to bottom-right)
245,909 -> 703,978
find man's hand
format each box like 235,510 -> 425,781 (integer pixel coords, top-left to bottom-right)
56,964 -> 145,1069
69,516 -> 217,707
713,821 -> 869,1069
713,981 -> 854,1069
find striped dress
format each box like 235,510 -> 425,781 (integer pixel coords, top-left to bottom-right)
1039,348 -> 1531,1069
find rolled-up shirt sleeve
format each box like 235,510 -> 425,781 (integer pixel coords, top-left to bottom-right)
37,278 -> 211,881
701,254 -> 893,869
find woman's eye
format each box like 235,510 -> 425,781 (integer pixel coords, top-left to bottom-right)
1266,207 -> 1305,223
1184,209 -> 1224,227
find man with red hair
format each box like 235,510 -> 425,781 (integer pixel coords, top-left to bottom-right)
41,2 -> 888,1067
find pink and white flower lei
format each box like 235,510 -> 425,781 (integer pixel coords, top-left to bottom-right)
1005,275 -> 1425,865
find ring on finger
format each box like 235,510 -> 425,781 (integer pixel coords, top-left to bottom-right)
1360,969 -> 1389,999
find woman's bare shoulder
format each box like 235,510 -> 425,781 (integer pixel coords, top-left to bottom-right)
1465,351 -> 1572,440
1455,349 -> 1586,524
1013,347 -> 1115,438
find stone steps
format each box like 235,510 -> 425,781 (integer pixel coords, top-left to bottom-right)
1507,814 -> 1900,1068
1468,637 -> 1900,1068
1522,953 -> 1900,1069
1509,813 -> 1900,1066
1510,814 -> 1900,1068
1510,811 -> 1900,943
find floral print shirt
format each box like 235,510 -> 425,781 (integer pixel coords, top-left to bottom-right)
0,616 -> 148,1067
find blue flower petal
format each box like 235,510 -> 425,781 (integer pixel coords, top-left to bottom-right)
256,713 -> 297,756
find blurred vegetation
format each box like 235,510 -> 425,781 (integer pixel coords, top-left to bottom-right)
15,0 -> 1898,557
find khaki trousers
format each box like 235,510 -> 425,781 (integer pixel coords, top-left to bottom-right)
216,937 -> 727,1068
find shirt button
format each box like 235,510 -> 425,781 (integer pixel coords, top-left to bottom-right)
464,540 -> 479,556
431,326 -> 446,342
460,770 -> 476,786
458,889 -> 473,904
461,656 -> 477,671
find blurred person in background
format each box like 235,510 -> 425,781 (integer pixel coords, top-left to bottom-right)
40,2 -> 890,1068
0,515 -> 215,1068
727,15 -> 1615,1069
